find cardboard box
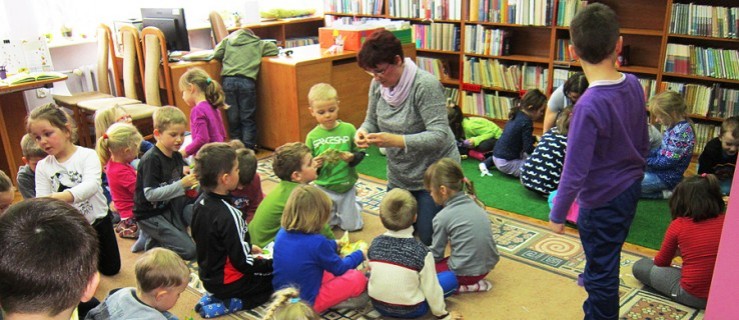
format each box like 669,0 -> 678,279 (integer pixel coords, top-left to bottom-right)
319,27 -> 382,51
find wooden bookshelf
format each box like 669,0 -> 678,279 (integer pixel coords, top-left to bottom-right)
228,16 -> 325,48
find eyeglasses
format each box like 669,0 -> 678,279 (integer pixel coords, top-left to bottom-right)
116,114 -> 133,123
365,64 -> 393,77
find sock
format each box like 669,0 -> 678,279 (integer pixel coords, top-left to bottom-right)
194,293 -> 217,313
196,294 -> 244,318
130,229 -> 150,253
458,279 -> 492,293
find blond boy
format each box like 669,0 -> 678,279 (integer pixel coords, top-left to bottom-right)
306,83 -> 366,231
17,133 -> 48,199
698,116 -> 739,195
86,248 -> 189,319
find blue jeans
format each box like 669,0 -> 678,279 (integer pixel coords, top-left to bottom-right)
579,180 -> 641,320
223,76 -> 257,148
411,189 -> 442,246
641,171 -> 668,199
374,271 -> 458,318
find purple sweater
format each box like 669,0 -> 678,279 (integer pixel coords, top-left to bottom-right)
550,73 -> 649,223
186,101 -> 227,156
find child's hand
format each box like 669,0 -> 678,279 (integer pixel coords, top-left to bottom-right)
179,149 -> 188,158
314,156 -> 324,169
251,244 -> 263,254
462,139 -> 473,148
339,151 -> 354,163
548,221 -> 565,234
109,201 -> 118,213
183,166 -> 191,175
181,174 -> 198,188
355,128 -> 370,148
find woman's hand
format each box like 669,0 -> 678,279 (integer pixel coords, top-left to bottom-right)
355,128 -> 370,148
366,132 -> 405,148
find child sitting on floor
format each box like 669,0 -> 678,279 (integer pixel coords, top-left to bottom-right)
0,170 -> 14,215
16,133 -> 47,199
521,106 -> 573,196
227,140 -> 264,223
306,83 -> 366,231
261,287 -> 320,320
426,158 -> 500,293
87,248 -> 189,319
642,91 -> 695,199
191,143 -> 274,316
272,185 -> 368,313
368,188 -> 461,319
698,116 -> 739,195
249,142 -> 335,247
632,174 -> 725,309
447,102 -> 502,161
480,89 -> 548,177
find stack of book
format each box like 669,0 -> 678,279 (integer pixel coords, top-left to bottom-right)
469,0 -> 554,26
416,56 -> 451,80
390,0 -> 462,20
463,91 -> 516,119
463,58 -> 547,92
412,23 -> 460,51
464,25 -> 512,56
556,0 -> 588,27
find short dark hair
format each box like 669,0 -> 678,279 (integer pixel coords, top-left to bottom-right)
273,142 -> 311,181
236,148 -> 257,186
194,143 -> 237,191
357,29 -> 403,70
720,116 -> 739,138
669,174 -> 725,222
0,198 -> 99,316
447,103 -> 465,141
562,72 -> 588,98
570,3 -> 620,64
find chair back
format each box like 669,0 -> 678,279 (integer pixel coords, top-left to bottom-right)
141,27 -> 173,106
209,11 -> 229,45
95,24 -> 112,95
119,25 -> 145,100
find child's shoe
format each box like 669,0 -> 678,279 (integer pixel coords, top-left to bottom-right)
479,163 -> 492,177
458,279 -> 493,293
131,228 -> 150,253
468,150 -> 485,161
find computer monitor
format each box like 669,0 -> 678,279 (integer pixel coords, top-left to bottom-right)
141,8 -> 190,52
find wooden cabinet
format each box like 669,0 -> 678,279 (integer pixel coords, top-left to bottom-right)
228,17 -> 325,48
256,44 -> 416,150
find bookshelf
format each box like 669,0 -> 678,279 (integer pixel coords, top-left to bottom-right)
323,0 -> 739,148
228,16 -> 325,48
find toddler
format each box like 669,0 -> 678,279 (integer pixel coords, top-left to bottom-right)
272,185 -> 368,313
642,91 -> 696,199
480,89 -> 547,177
28,103 -> 120,276
368,188 -> 460,319
633,174 -> 725,309
426,158 -> 499,293
87,248 -> 190,319
306,83 -> 366,231
698,116 -> 739,195
16,133 -> 47,199
447,102 -> 502,161
179,67 -> 227,157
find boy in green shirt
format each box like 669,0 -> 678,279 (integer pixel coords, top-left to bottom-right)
305,83 -> 366,231
249,142 -> 335,247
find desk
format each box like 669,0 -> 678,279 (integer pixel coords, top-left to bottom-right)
256,44 -> 416,150
0,77 -> 68,185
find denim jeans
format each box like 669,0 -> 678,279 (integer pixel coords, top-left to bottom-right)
223,76 -> 257,148
641,171 -> 669,199
387,187 -> 441,246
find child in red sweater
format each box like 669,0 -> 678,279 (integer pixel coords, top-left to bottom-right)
632,174 -> 726,309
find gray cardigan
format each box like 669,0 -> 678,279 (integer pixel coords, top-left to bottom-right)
360,68 -> 459,190
431,192 -> 500,276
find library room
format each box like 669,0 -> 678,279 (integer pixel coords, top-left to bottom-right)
0,1 -> 737,319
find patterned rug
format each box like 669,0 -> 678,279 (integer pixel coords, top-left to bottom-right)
183,157 -> 705,320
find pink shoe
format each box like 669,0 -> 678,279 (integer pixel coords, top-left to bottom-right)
468,150 -> 485,161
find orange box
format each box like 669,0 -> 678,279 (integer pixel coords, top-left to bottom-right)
318,27 -> 382,51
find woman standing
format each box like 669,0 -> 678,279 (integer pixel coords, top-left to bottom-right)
355,30 -> 459,245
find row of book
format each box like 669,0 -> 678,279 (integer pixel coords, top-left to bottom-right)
416,56 -> 451,80
664,43 -> 739,80
412,23 -> 460,51
693,122 -> 720,155
669,3 -> 739,39
662,81 -> 739,119
284,37 -> 318,48
324,0 -> 384,15
388,0 -> 463,20
554,38 -> 571,61
463,25 -> 512,56
445,87 -> 460,104
468,0 -> 554,26
462,90 -> 518,119
463,58 -> 548,92
555,0 -> 587,27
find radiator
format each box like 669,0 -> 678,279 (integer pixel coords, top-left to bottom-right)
55,64 -> 112,94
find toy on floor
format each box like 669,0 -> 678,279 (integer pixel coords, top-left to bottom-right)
338,231 -> 368,257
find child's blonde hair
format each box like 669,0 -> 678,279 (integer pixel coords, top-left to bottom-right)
20,133 -> 47,159
26,103 -> 78,143
424,158 -> 483,208
308,83 -> 338,106
0,170 -> 11,193
556,106 -> 574,136
281,185 -> 331,234
273,142 -> 311,181
649,91 -> 689,128
261,287 -> 319,320
379,188 -> 417,231
96,123 -> 143,166
94,105 -> 128,141
179,68 -> 227,109
153,106 -> 187,132
134,248 -> 190,294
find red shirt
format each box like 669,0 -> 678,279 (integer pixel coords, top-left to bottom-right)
654,214 -> 725,299
230,174 -> 264,223
106,161 -> 137,220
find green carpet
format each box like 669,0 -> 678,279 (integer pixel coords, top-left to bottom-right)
356,146 -> 670,250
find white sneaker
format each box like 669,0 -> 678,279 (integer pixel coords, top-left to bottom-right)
479,163 -> 492,177
662,190 -> 673,199
378,147 -> 387,156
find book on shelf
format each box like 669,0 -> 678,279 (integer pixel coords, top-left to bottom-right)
463,57 -> 547,92
389,0 -> 462,20
467,0 -> 553,26
556,0 -> 587,26
464,25 -> 512,56
661,81 -> 739,119
670,3 -> 738,39
325,0 -> 383,15
412,23 -> 459,51
665,43 -> 739,80
2,71 -> 64,85
416,56 -> 452,80
692,122 -> 721,155
463,91 -> 516,120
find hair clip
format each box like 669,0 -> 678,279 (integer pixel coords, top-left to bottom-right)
701,173 -> 708,177
102,133 -> 108,139
206,77 -> 212,84
289,297 -> 300,304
